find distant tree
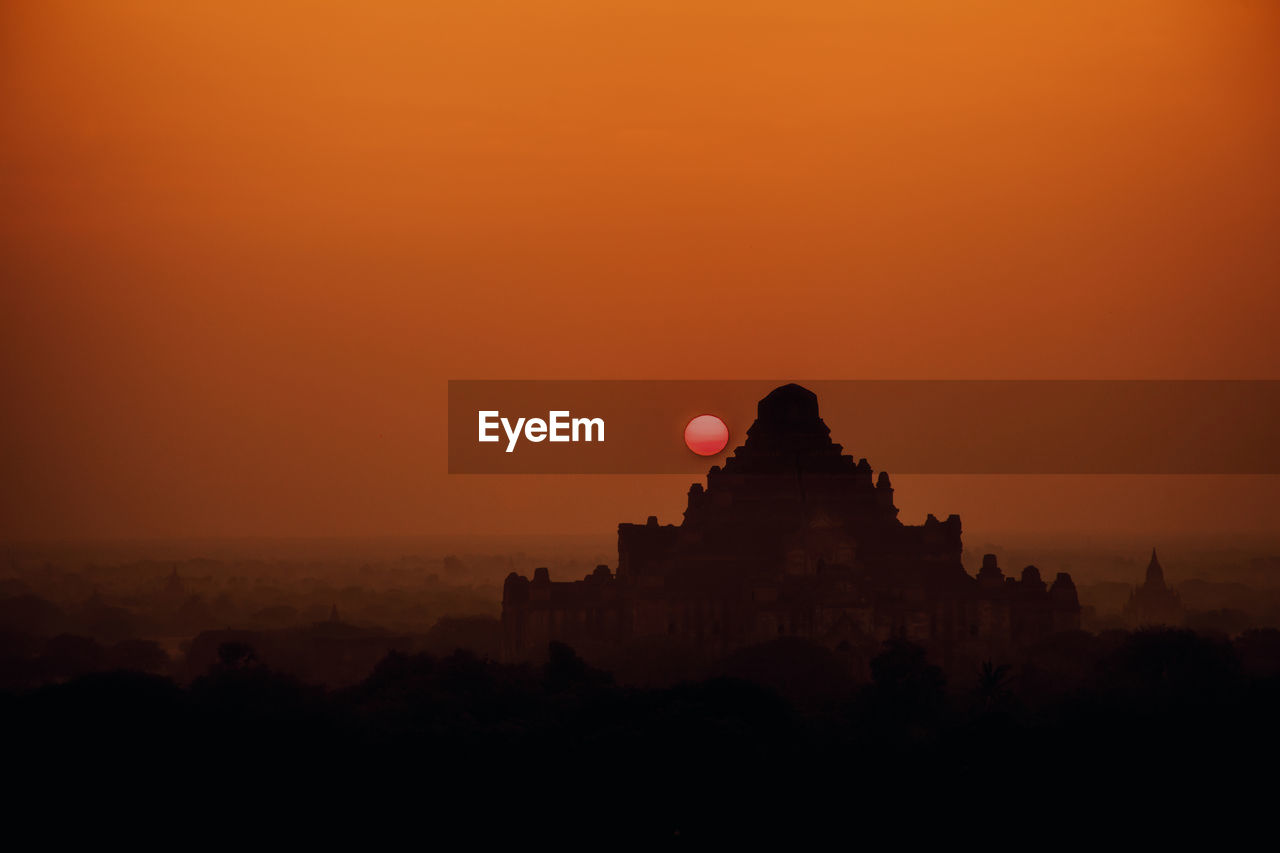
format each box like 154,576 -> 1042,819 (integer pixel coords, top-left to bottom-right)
976,660 -> 1013,711
1235,628 -> 1280,678
0,594 -> 65,635
868,638 -> 945,721
41,634 -> 105,679
216,641 -> 259,669
423,615 -> 502,659
1096,627 -> 1240,705
716,637 -> 853,708
543,641 -> 612,691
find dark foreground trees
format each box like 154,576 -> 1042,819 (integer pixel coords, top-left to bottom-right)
4,630 -> 1279,840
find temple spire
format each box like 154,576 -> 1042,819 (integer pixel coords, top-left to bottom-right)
1145,548 -> 1165,587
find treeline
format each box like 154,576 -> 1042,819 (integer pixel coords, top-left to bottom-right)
0,614 -> 502,690
5,629 -> 1280,838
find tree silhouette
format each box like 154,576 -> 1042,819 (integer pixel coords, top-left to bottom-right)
976,660 -> 1013,711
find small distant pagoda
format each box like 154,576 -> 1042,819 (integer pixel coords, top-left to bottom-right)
1122,549 -> 1184,628
165,565 -> 184,594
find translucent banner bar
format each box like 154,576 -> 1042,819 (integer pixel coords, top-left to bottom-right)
447,380 -> 1280,474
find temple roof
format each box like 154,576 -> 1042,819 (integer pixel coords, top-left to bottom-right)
726,384 -> 844,471
756,383 -> 820,425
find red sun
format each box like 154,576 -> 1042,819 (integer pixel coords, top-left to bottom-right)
684,414 -> 729,456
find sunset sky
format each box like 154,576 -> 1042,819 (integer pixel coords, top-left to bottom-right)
2,1 -> 1279,543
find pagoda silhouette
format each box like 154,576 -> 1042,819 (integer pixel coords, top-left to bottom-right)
1123,549 -> 1185,628
502,384 -> 1080,671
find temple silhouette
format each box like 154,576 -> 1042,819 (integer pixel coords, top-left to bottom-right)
502,384 -> 1080,671
1123,549 -> 1185,628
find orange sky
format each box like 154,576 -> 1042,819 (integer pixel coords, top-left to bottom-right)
2,1 -> 1279,542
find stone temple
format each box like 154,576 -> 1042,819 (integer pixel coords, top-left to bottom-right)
502,383 -> 1080,672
